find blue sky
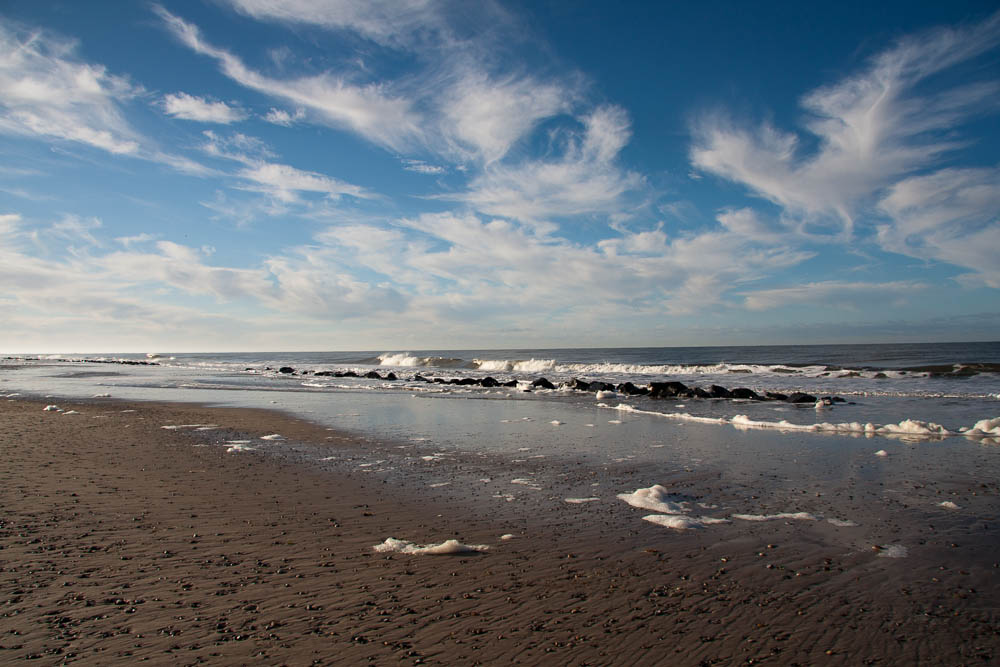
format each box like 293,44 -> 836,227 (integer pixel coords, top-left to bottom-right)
1,0 -> 998,352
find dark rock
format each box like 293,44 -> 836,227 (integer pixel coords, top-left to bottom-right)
531,377 -> 556,390
314,371 -> 335,377
649,381 -> 689,398
571,379 -> 592,391
873,372 -> 888,379
340,371 -> 359,378
709,385 -> 732,398
480,377 -> 500,388
433,378 -> 446,384
413,374 -> 429,383
589,381 -> 616,392
450,377 -> 478,386
617,382 -> 648,396
384,372 -> 398,381
502,380 -> 518,387
730,387 -> 761,400
824,396 -> 846,403
786,392 -> 817,404
689,387 -> 711,398
364,371 -> 382,379
278,367 -> 295,374
765,391 -> 788,401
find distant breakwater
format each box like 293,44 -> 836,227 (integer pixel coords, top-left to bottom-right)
271,366 -> 846,405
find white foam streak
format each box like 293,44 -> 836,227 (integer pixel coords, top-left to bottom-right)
600,404 -> 995,442
373,537 -> 489,555
732,512 -> 818,522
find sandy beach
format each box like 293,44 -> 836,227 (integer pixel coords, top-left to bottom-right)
1,395 -> 997,665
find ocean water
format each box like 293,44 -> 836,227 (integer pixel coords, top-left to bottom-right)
4,342 -> 999,442
4,342 -> 999,545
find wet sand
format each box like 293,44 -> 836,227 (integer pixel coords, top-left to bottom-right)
1,396 -> 997,665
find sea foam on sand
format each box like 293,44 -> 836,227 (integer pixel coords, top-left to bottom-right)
617,485 -> 688,514
373,537 -> 489,555
643,515 -> 729,530
619,485 -> 731,529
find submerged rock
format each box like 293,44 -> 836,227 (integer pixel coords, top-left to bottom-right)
649,381 -> 689,398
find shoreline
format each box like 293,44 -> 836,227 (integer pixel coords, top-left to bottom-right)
2,395 -> 997,664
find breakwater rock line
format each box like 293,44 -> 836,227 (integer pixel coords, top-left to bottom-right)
270,367 -> 846,405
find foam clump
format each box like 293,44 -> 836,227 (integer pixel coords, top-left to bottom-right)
732,512 -> 817,522
875,544 -> 908,558
876,419 -> 952,437
595,390 -> 617,400
938,501 -> 960,509
93,393 -> 111,398
373,537 -> 489,555
964,417 -> 1000,437
43,405 -> 60,412
827,518 -> 858,527
874,450 -> 889,457
260,434 -> 285,440
644,514 -> 730,530
565,497 -> 600,504
617,485 -> 687,514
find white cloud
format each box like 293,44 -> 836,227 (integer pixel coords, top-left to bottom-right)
401,158 -> 445,174
115,233 -> 158,247
742,280 -> 927,311
264,107 -> 305,126
0,23 -> 141,154
162,92 -> 246,123
223,0 -> 443,48
156,5 -> 423,152
454,106 -> 643,224
689,11 -> 1000,289
877,167 -> 1000,287
441,71 -> 573,163
237,162 -> 370,203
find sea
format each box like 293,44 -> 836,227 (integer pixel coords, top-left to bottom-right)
4,341 -> 999,543
3,342 -> 999,444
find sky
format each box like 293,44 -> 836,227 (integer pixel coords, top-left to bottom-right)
1,0 -> 998,353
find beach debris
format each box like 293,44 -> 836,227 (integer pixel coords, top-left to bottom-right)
937,501 -> 960,509
260,434 -> 285,440
43,404 -> 61,411
875,449 -> 889,457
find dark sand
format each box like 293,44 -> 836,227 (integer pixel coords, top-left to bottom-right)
1,397 -> 997,665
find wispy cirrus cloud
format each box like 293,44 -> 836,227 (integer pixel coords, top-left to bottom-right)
0,22 -> 142,155
156,4 -> 423,152
689,10 -> 1000,287
451,106 -> 643,224
162,92 -> 246,123
690,12 -> 1000,231
224,0 -> 445,48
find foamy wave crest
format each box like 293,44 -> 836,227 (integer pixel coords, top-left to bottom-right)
473,358 -> 557,373
378,353 -> 468,368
